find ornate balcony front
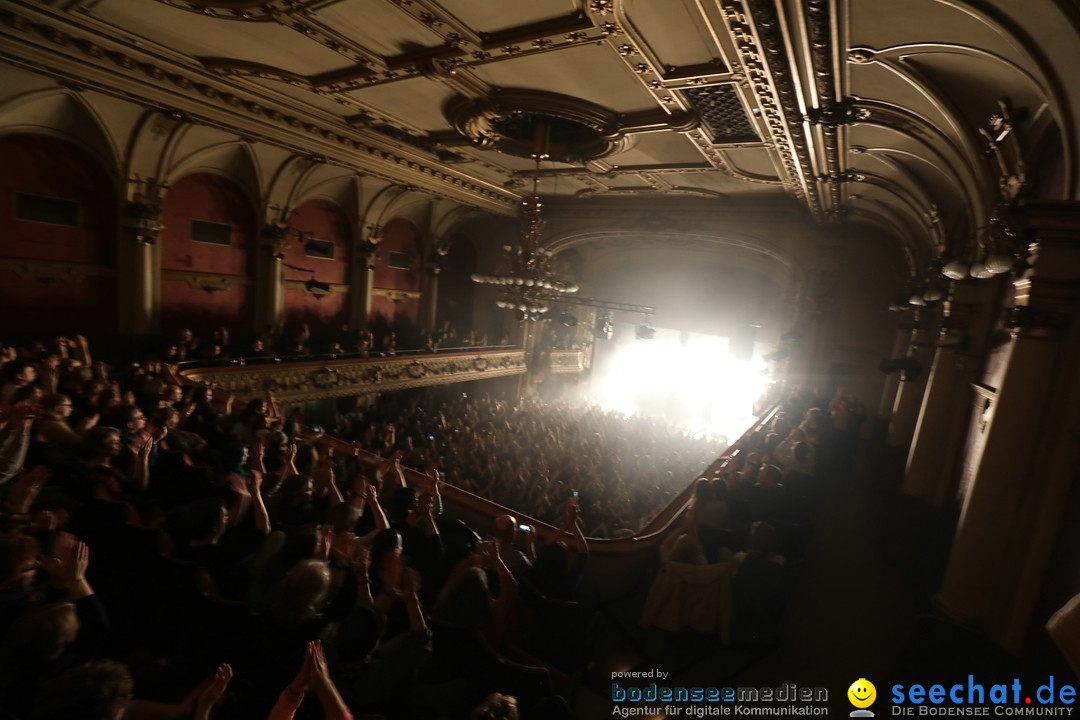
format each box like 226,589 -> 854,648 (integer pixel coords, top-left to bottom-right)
180,348 -> 584,404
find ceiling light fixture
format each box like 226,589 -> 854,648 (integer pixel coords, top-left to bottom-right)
471,120 -> 579,322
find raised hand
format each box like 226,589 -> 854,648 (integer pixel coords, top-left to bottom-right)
67,540 -> 90,587
194,664 -> 233,720
308,641 -> 334,694
137,433 -> 155,458
288,643 -> 314,697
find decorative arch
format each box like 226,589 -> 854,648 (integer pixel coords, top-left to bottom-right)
158,171 -> 259,333
0,88 -> 121,184
361,184 -> 435,242
163,130 -> 263,211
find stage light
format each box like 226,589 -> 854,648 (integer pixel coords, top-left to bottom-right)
594,314 -> 613,339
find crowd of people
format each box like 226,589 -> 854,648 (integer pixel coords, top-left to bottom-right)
163,319 -> 506,366
639,385 -> 863,645
0,326 -> 862,719
330,392 -> 722,539
0,333 -> 592,720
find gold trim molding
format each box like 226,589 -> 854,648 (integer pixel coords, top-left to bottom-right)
373,288 -> 421,301
179,349 -> 584,404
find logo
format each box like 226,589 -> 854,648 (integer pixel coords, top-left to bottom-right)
849,678 -> 877,717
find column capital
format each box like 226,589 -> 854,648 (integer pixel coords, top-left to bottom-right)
123,176 -> 166,246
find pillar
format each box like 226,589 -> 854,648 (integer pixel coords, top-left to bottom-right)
117,181 -> 165,335
876,318 -> 913,424
935,202 -> 1080,648
886,309 -> 936,449
419,263 -> 440,333
902,281 -> 1000,506
254,225 -> 287,332
349,240 -> 378,331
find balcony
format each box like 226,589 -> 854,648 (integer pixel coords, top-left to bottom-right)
179,348 -> 585,404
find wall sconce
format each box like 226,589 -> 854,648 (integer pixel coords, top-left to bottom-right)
285,262 -> 332,299
304,278 -> 332,297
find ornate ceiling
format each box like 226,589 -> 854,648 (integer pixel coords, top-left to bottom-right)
1,0 -> 1077,278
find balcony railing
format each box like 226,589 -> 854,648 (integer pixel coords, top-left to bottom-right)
179,348 -> 585,404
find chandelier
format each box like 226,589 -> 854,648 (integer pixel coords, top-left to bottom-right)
471,124 -> 579,322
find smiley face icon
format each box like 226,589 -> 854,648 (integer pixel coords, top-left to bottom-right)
848,678 -> 876,709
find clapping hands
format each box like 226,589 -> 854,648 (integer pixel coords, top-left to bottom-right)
193,664 -> 233,720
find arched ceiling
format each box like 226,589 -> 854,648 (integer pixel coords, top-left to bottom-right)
1,0 -> 1076,277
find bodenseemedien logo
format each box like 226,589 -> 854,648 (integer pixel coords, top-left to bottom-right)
849,678 -> 877,717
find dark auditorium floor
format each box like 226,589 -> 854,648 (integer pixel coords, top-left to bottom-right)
570,442 -> 918,718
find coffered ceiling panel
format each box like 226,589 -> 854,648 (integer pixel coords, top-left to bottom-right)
721,148 -> 783,182
622,0 -> 723,70
88,2 -> 349,75
607,133 -> 710,168
313,1 -> 447,57
438,0 -> 581,35
470,44 -> 657,113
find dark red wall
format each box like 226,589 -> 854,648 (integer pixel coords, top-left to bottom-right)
159,173 -> 256,333
0,133 -> 117,334
371,218 -> 421,327
283,198 -> 350,329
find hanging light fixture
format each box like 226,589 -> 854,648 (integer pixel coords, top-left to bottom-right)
471,120 -> 579,322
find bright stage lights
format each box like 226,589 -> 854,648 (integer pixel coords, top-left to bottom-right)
591,326 -> 771,441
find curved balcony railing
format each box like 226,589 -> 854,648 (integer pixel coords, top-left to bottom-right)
179,347 -> 585,405
309,406 -> 777,600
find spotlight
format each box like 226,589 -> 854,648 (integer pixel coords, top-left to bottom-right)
559,313 -> 578,327
594,314 -> 613,340
635,323 -> 655,340
305,278 -> 331,296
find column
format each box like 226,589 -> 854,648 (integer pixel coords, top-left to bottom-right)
886,309 -> 936,449
418,262 -> 440,333
117,181 -> 165,335
349,240 -> 378,331
254,225 -> 287,332
935,202 -> 1080,648
875,319 -> 913,429
902,281 -> 998,506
